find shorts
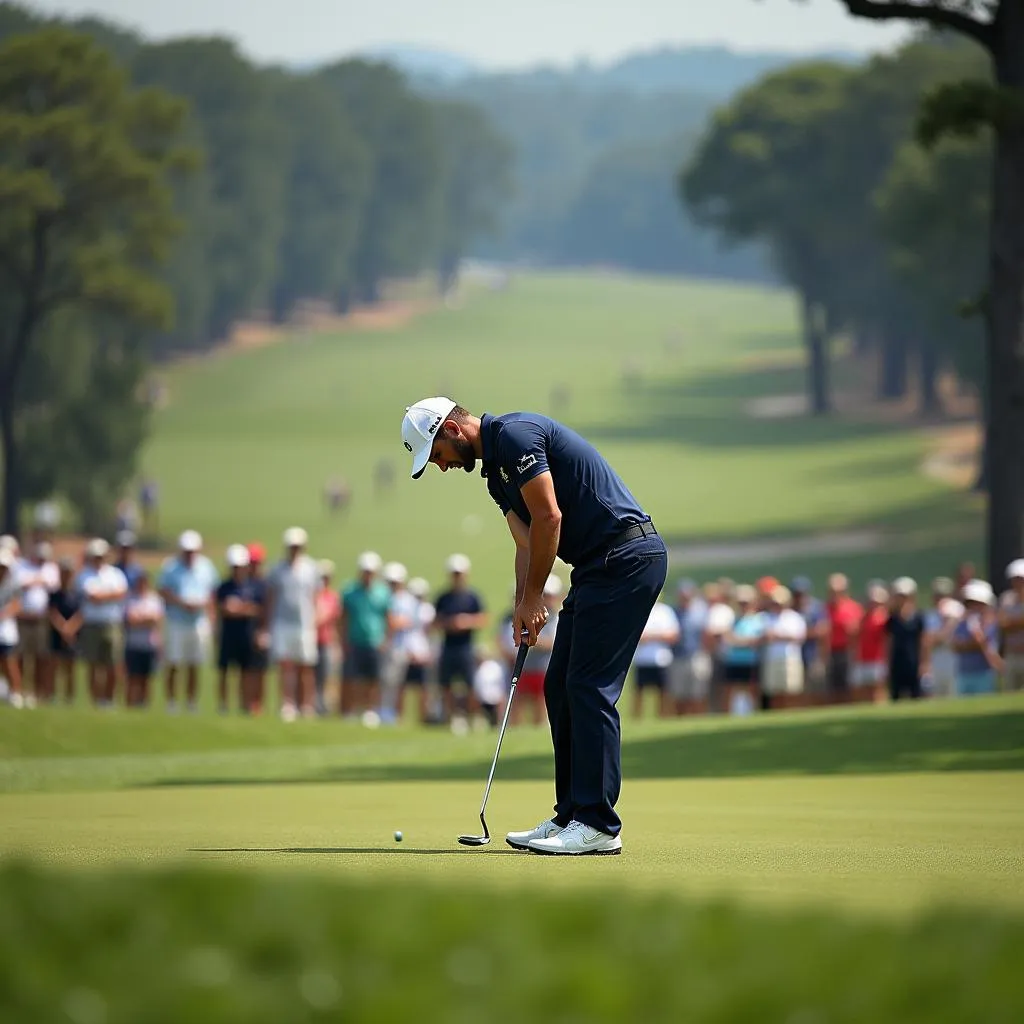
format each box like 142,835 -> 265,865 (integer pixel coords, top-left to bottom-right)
928,650 -> 957,697
957,670 -> 996,696
271,624 -> 317,666
668,651 -> 712,701
518,669 -> 546,698
438,647 -> 475,688
125,648 -> 158,678
827,649 -> 850,691
218,636 -> 254,671
1003,653 -> 1024,692
635,664 -> 667,689
381,647 -> 409,689
722,662 -> 758,685
344,644 -> 380,681
762,654 -> 804,696
165,619 -> 211,667
17,618 -> 49,657
0,642 -> 16,659
79,623 -> 124,667
851,662 -> 886,687
405,663 -> 428,685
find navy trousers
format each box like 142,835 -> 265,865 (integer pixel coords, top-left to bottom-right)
543,533 -> 668,836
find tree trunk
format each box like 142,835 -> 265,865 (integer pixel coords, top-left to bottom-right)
919,337 -> 941,417
0,394 -> 19,537
877,332 -> 909,400
801,294 -> 830,415
986,16 -> 1024,586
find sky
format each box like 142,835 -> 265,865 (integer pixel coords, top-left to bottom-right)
24,0 -> 910,68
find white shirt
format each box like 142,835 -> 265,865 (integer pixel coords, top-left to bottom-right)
77,565 -> 128,625
387,589 -> 421,654
473,658 -> 508,704
704,602 -> 736,641
18,559 -> 60,616
762,609 -> 806,661
267,555 -> 319,630
634,602 -> 680,668
1000,589 -> 1024,655
0,572 -> 20,645
924,600 -> 964,651
405,599 -> 435,662
125,592 -> 165,650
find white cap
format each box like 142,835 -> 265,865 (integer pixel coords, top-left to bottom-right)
0,548 -> 13,568
318,559 -> 336,578
962,579 -> 995,605
543,573 -> 563,597
357,550 -> 382,573
383,561 -> 408,584
282,526 -> 308,548
86,538 -> 109,559
1007,559 -> 1024,580
408,576 -> 430,598
34,541 -> 53,560
446,553 -> 471,574
867,584 -> 889,603
892,576 -> 917,597
938,597 -> 964,619
0,534 -> 18,553
179,529 -> 202,552
116,530 -> 137,548
226,543 -> 251,568
402,397 -> 457,479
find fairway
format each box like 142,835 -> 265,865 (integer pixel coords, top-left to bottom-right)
145,272 -> 982,609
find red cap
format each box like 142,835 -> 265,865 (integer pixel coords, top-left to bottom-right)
755,575 -> 779,596
247,542 -> 266,564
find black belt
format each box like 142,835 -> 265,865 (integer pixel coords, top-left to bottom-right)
609,520 -> 658,548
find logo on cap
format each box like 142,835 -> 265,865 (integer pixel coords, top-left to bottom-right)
404,441 -> 413,452
428,415 -> 442,435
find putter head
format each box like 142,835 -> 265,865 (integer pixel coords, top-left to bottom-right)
457,812 -> 491,847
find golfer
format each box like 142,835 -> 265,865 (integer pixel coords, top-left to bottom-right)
402,398 -> 667,855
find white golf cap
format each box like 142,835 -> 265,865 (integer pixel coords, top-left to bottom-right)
34,541 -> 53,560
383,561 -> 408,584
357,550 -> 382,573
318,558 -> 336,578
1006,559 -> 1024,580
0,548 -> 13,568
891,576 -> 917,597
282,526 -> 308,548
86,537 -> 109,558
226,543 -> 250,568
179,529 -> 202,552
962,579 -> 995,605
408,576 -> 430,598
446,553 -> 471,574
543,573 -> 563,597
402,397 -> 457,479
0,534 -> 18,553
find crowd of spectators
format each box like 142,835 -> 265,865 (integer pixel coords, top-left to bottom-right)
1,524 -> 1021,727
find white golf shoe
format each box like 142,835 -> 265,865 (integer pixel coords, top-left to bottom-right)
505,818 -> 564,851
528,820 -> 622,856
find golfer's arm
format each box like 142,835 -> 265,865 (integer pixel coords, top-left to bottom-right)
506,512 -> 530,605
519,472 -> 562,599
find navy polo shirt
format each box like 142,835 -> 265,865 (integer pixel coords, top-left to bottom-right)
480,412 -> 649,567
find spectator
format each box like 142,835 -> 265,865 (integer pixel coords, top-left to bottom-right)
0,548 -> 24,708
315,560 -> 341,715
404,576 -> 436,723
123,570 -> 164,708
381,562 -> 415,724
339,550 -> 391,724
791,576 -> 829,699
48,557 -> 81,704
952,580 -> 1003,696
324,477 -> 351,517
139,477 -> 159,535
852,583 -> 890,704
472,654 -> 508,728
998,560 -> 1024,692
114,531 -> 145,590
266,527 -> 319,721
760,585 -> 807,709
246,542 -> 270,713
158,530 -> 218,714
632,590 -> 681,718
923,577 -> 962,698
886,577 -> 925,701
433,554 -> 488,733
76,538 -> 128,708
954,561 -> 976,600
17,541 -> 59,705
668,579 -> 710,717
216,544 -> 258,715
719,584 -> 764,716
701,581 -> 736,711
115,497 -> 140,537
515,573 -> 563,727
825,573 -> 861,701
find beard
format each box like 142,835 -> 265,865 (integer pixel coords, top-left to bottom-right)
451,436 -> 476,473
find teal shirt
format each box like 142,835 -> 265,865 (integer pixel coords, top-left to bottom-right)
722,612 -> 765,668
341,580 -> 391,648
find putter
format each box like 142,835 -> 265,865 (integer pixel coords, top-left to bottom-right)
457,638 -> 530,847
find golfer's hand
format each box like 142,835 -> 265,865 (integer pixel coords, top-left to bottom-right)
514,594 -> 548,647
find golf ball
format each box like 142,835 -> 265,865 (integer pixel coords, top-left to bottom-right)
394,830 -> 403,843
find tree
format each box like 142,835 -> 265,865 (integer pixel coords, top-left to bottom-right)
0,28 -> 190,534
680,62 -> 857,414
433,100 -> 515,292
830,0 -> 1024,600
